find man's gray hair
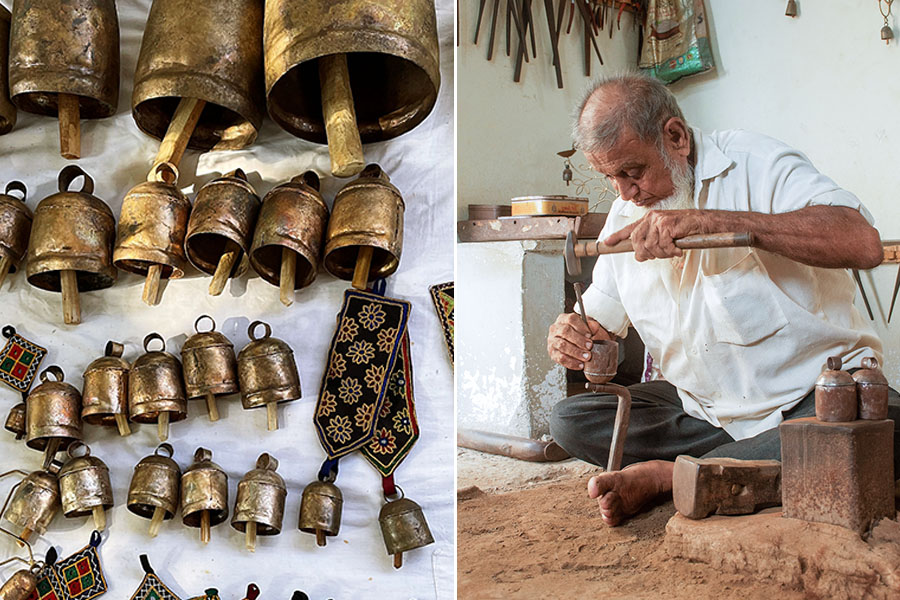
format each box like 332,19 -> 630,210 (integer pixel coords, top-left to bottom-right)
573,72 -> 687,155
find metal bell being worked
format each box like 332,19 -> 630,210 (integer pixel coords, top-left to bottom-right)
882,24 -> 894,43
81,341 -> 131,436
231,453 -> 286,551
0,182 -> 30,288
814,356 -> 857,422
237,321 -> 301,431
58,442 -> 112,531
25,367 -> 82,467
0,568 -> 38,600
181,316 -> 239,422
298,480 -> 342,546
129,333 -> 187,442
181,447 -> 229,545
127,443 -> 181,538
0,6 -> 15,135
2,464 -> 60,542
379,495 -> 434,569
853,356 -> 889,420
4,403 -> 26,440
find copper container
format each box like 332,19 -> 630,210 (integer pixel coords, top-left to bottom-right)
231,453 -> 286,536
0,182 -> 30,279
584,340 -> 618,384
185,170 -> 260,277
5,403 -> 26,440
0,6 -> 17,135
114,163 -> 191,281
0,569 -> 38,600
264,0 -> 440,144
815,356 -> 857,423
298,480 -> 342,541
26,166 -> 117,294
237,321 -> 301,410
2,466 -> 60,538
127,443 -> 181,522
854,356 -> 889,421
181,315 -> 239,401
132,0 -> 264,151
8,0 -> 119,119
25,366 -> 82,453
249,171 -> 328,290
181,447 -> 229,528
129,334 -> 187,424
323,164 -> 404,281
379,496 -> 434,562
81,341 -> 129,428
58,443 -> 113,519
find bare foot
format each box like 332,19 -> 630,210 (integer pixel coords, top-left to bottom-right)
587,460 -> 674,526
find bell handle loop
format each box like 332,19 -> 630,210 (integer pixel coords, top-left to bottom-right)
292,170 -> 320,192
104,341 -> 124,358
39,366 -> 64,383
149,162 -> 179,185
194,447 -> 212,463
2,325 -> 14,339
360,163 -> 385,180
384,484 -> 406,503
195,315 -> 216,334
143,333 -> 166,353
862,356 -> 880,370
229,168 -> 248,182
155,443 -> 175,458
66,441 -> 90,459
4,181 -> 26,202
256,453 -> 278,471
57,165 -> 94,195
248,321 -> 271,341
826,356 -> 842,371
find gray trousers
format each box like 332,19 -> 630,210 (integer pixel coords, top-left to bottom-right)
549,380 -> 900,472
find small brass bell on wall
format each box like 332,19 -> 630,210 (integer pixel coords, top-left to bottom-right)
127,443 -> 181,537
129,333 -> 188,442
181,316 -> 239,422
379,492 -> 434,569
0,182 -> 31,289
298,478 -> 342,547
25,367 -> 83,468
58,442 -> 113,532
81,341 -> 131,436
231,453 -> 287,552
4,403 -> 26,440
785,0 -> 798,17
181,447 -> 229,545
1,464 -> 61,543
237,321 -> 301,431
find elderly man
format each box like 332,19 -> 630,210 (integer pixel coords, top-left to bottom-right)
546,72 -> 896,526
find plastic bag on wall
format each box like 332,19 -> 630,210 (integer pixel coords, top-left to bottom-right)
639,0 -> 715,84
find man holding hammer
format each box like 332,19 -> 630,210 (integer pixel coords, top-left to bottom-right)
546,72 -> 897,526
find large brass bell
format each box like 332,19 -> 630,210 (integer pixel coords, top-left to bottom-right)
4,404 -> 26,440
0,567 -> 39,600
127,443 -> 181,538
58,442 -> 112,532
378,492 -> 434,569
129,333 -> 187,442
181,316 -> 239,422
237,321 -> 301,431
81,341 -> 131,437
26,166 -> 117,325
231,453 -> 286,552
0,6 -> 15,135
249,171 -> 329,307
181,447 -> 229,545
185,170 -> 261,296
114,163 -> 192,306
25,367 -> 82,468
8,0 -> 119,158
1,465 -> 60,543
0,182 -> 31,289
298,479 -> 342,547
324,164 -> 404,289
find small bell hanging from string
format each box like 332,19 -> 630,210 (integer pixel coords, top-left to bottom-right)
562,160 -> 573,186
785,0 -> 797,17
880,0 -> 894,44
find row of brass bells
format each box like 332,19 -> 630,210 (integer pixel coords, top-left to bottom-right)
24,367 -> 82,468
127,444 -> 181,538
2,464 -> 60,543
379,493 -> 435,569
182,448 -> 229,545
814,356 -> 889,422
182,316 -> 239,422
130,334 -> 187,442
58,442 -> 112,532
237,321 -> 301,431
81,341 -> 131,436
0,6 -> 15,135
232,453 -> 286,552
0,182 -> 30,289
5,403 -> 26,440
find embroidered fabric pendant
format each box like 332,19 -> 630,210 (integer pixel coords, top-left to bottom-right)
128,557 -> 181,600
0,326 -> 47,394
24,564 -> 57,600
429,282 -> 454,363
25,532 -> 106,600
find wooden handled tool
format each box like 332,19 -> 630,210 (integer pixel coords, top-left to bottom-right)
319,54 -> 364,178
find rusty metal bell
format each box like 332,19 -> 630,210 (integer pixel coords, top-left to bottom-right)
231,453 -> 286,551
0,6 -> 15,135
58,442 -> 112,531
882,25 -> 894,43
129,333 -> 187,442
814,356 -> 857,422
0,568 -> 38,600
181,447 -> 229,544
784,0 -> 797,17
4,403 -> 26,440
853,356 -> 889,420
298,480 -> 342,546
25,367 -> 82,466
2,464 -> 60,541
0,182 -> 30,288
128,443 -> 181,537
181,315 -> 239,422
379,495 -> 434,568
324,164 -> 404,282
237,321 -> 301,431
81,341 -> 131,436
132,0 -> 265,151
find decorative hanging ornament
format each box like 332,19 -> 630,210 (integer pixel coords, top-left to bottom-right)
785,0 -> 798,18
880,0 -> 894,43
26,531 -> 108,600
429,282 -> 454,364
128,557 -> 181,600
0,327 -> 46,395
127,444 -> 181,538
1,463 -> 61,544
0,524 -> 48,600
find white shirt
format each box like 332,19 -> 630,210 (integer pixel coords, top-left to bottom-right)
580,128 -> 883,440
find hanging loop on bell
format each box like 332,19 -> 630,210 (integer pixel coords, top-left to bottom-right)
143,333 -> 166,353
384,485 -> 406,503
66,441 -> 91,459
148,161 -> 180,185
39,366 -> 64,384
57,165 -> 94,194
5,181 -> 26,201
248,321 -> 272,341
155,443 -> 175,458
195,315 -> 216,334
104,341 -> 124,358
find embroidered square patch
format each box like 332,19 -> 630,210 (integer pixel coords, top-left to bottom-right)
0,328 -> 47,393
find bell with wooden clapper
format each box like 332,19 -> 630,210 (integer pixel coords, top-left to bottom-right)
129,333 -> 187,442
0,182 -> 31,289
298,476 -> 342,548
236,321 -> 301,432
57,442 -> 113,532
127,443 -> 181,538
379,491 -> 435,569
25,367 -> 82,468
181,316 -> 239,422
4,403 -> 26,440
181,447 -> 229,545
81,341 -> 131,437
231,453 -> 286,552
1,462 -> 61,544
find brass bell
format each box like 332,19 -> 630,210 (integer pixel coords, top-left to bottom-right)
8,0 -> 119,158
81,341 -> 131,437
0,182 -> 31,289
231,453 -> 287,552
814,356 -> 857,423
185,170 -> 261,296
127,443 -> 181,538
298,480 -> 342,547
785,0 -> 797,17
324,164 -> 404,289
4,403 -> 26,440
181,316 -> 239,422
181,447 -> 229,545
237,321 -> 301,431
249,171 -> 329,307
379,495 -> 434,569
25,366 -> 82,468
114,163 -> 192,306
854,356 -> 889,420
58,442 -> 113,532
882,25 -> 894,43
129,333 -> 187,442
25,166 -> 117,325
0,6 -> 15,135
2,465 -> 60,543
0,568 -> 38,600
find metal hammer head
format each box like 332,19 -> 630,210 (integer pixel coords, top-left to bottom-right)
564,231 -> 580,277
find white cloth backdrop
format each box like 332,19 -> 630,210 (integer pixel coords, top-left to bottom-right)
0,0 -> 455,598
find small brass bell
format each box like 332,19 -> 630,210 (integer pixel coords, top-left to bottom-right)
0,567 -> 38,600
2,464 -> 61,543
185,170 -> 261,296
181,316 -> 239,422
231,453 -> 287,552
882,25 -> 894,43
0,182 -> 31,289
298,479 -> 342,547
854,356 -> 889,420
562,162 -> 573,186
127,443 -> 181,538
814,356 -> 857,422
249,171 -> 329,307
181,447 -> 229,545
237,321 -> 301,431
81,341 -> 131,436
129,333 -> 188,442
4,403 -> 26,440
379,495 -> 434,569
0,6 -> 15,136
785,0 -> 797,17
25,366 -> 83,468
58,442 -> 113,532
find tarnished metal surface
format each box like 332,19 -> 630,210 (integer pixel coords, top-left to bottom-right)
324,165 -> 404,280
114,163 -> 191,279
237,321 -> 301,410
58,443 -> 112,518
0,569 -> 37,600
585,382 -> 631,473
128,334 -> 187,423
132,0 -> 264,150
181,447 -> 229,527
231,453 -> 286,535
25,366 -> 82,452
379,497 -> 434,555
81,341 -> 129,426
186,170 -> 260,276
672,456 -> 782,520
5,403 -> 26,440
814,357 -> 857,422
127,443 -> 180,520
298,480 -> 342,537
0,7 -> 16,135
780,417 -> 894,535
584,340 -> 617,384
3,468 -> 59,536
182,316 -> 239,399
0,183 -> 30,275
8,0 -> 119,118
456,429 -> 570,462
249,171 -> 328,289
854,357 -> 889,420
26,166 -> 117,293
264,0 -> 440,143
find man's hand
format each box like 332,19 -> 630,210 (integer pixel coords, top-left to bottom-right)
604,209 -> 711,262
547,313 -> 612,370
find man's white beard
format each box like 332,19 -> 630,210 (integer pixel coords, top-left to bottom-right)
633,152 -> 695,269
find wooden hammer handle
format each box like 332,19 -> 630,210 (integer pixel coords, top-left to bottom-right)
575,231 -> 754,258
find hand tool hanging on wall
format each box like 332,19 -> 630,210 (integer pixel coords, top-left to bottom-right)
0,182 -> 30,290
127,444 -> 181,538
181,316 -> 239,422
236,322 -> 301,432
58,443 -> 113,532
81,342 -> 131,437
129,334 -> 187,442
231,453 -> 287,552
181,448 -> 229,545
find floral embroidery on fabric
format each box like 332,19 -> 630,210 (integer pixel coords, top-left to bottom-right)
326,415 -> 353,444
337,317 -> 359,343
338,378 -> 363,405
377,327 -> 398,353
369,427 -> 396,455
364,364 -> 386,391
317,391 -> 337,417
355,403 -> 376,430
393,408 -> 413,435
379,398 -> 392,419
346,340 -> 375,364
359,304 -> 386,330
328,354 -> 347,379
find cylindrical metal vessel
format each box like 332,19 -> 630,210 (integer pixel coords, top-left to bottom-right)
127,443 -> 181,521
5,403 -> 26,440
132,0 -> 265,151
298,480 -> 342,538
25,366 -> 82,452
814,356 -> 857,423
181,447 -> 229,527
854,356 -> 889,421
58,443 -> 113,518
231,453 -> 286,535
26,166 -> 117,293
584,340 -> 618,384
249,171 -> 328,290
379,497 -> 434,556
264,0 -> 440,144
0,569 -> 38,600
237,321 -> 301,410
8,0 -> 119,119
114,163 -> 191,280
0,182 -> 30,276
0,6 -> 17,135
81,341 -> 129,427
323,164 -> 404,281
129,334 -> 187,424
182,316 -> 239,399
3,468 -> 59,537
185,170 -> 260,277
